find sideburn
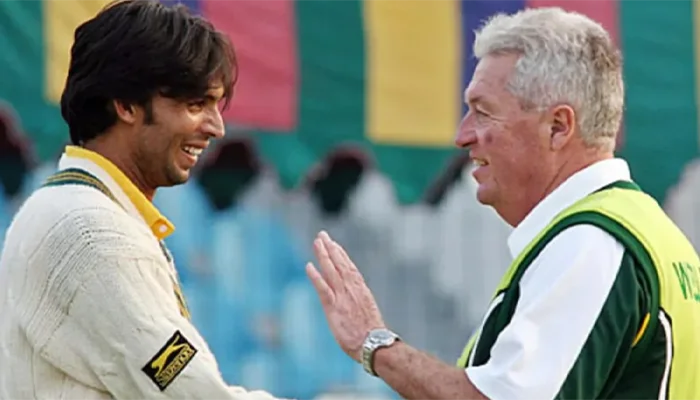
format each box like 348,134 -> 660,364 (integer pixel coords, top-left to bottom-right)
142,100 -> 155,125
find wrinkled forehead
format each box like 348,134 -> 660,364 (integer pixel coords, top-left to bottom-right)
464,53 -> 520,104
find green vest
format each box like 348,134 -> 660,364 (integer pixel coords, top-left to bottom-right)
457,181 -> 700,399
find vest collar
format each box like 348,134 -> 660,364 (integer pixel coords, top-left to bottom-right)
507,158 -> 632,257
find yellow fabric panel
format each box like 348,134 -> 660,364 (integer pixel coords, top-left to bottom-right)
364,0 -> 461,147
44,0 -> 111,103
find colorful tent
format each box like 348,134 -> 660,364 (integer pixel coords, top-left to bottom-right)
0,0 -> 698,203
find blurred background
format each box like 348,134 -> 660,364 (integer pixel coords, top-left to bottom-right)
2,0 -> 700,399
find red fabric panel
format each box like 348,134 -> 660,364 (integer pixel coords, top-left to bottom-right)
203,0 -> 299,131
527,0 -> 619,45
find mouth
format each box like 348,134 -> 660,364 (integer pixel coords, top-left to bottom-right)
471,157 -> 489,182
472,158 -> 489,167
179,144 -> 206,167
182,145 -> 203,158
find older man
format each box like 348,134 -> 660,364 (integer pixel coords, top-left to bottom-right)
307,7 -> 700,400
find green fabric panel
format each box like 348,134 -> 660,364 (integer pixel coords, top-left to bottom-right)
0,1 -> 66,161
469,295 -> 510,367
554,209 -> 662,397
618,1 -> 698,203
254,132 -> 317,190
0,1 -> 42,104
604,313 -> 668,399
547,211 -> 664,398
373,146 -> 459,205
257,0 -> 366,191
294,0 -> 365,154
556,251 -> 643,399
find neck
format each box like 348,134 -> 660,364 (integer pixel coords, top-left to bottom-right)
505,148 -> 614,227
83,137 -> 156,200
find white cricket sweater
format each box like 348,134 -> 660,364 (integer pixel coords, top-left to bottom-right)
0,153 -> 283,400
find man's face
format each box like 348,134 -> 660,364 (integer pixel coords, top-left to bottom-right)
132,82 -> 226,189
456,53 -> 554,222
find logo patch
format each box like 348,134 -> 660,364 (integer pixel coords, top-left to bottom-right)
142,330 -> 198,391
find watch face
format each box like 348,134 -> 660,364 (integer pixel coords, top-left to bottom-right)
370,329 -> 395,344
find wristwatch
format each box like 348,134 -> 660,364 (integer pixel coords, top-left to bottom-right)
362,328 -> 401,376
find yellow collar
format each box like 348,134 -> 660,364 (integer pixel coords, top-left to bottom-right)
64,145 -> 175,240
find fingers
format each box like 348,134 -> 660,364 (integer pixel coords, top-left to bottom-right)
313,236 -> 343,290
306,262 -> 335,307
319,231 -> 361,278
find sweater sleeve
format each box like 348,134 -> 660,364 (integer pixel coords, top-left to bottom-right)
24,208 -> 285,400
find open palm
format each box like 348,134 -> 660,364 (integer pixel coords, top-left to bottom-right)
306,231 -> 386,362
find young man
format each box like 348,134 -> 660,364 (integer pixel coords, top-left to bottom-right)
0,1 -> 284,399
306,7 -> 700,400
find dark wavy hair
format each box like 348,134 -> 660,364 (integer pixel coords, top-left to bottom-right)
60,0 -> 238,145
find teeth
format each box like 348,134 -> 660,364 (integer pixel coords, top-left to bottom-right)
183,146 -> 203,156
474,159 -> 488,167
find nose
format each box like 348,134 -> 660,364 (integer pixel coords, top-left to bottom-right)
202,108 -> 226,139
454,113 -> 476,149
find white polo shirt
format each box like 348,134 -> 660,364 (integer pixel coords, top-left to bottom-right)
465,158 -> 631,399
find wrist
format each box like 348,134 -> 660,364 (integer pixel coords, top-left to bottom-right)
373,339 -> 404,369
362,328 -> 401,376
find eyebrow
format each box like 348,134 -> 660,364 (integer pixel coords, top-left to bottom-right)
468,96 -> 494,113
465,94 -> 483,106
204,89 -> 224,102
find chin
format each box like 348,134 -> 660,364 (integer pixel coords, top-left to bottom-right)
164,168 -> 190,187
475,185 -> 495,206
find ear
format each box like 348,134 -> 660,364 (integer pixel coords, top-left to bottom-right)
549,104 -> 576,151
112,100 -> 138,125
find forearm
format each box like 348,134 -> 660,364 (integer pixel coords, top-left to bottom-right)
373,341 -> 487,400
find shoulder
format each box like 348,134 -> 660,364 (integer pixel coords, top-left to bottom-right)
5,185 -> 154,259
1,185 -> 166,306
533,220 -> 624,254
548,223 -> 622,253
467,225 -> 646,400
538,223 -> 624,262
13,185 -> 120,230
520,224 -> 626,292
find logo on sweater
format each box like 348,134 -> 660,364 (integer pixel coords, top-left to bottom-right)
142,330 -> 198,391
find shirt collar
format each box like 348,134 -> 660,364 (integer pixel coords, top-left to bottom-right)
507,158 -> 631,257
58,145 -> 175,240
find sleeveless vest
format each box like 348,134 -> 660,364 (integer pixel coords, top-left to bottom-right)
458,181 -> 700,399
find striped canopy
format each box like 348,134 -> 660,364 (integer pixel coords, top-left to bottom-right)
0,0 -> 697,203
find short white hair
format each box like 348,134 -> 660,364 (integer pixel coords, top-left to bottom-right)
473,7 -> 623,149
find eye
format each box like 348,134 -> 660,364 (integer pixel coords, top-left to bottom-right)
469,107 -> 488,119
187,100 -> 206,112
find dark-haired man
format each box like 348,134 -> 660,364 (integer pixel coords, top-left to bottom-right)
0,1 -> 284,399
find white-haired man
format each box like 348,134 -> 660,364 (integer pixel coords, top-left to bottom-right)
305,7 -> 700,400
